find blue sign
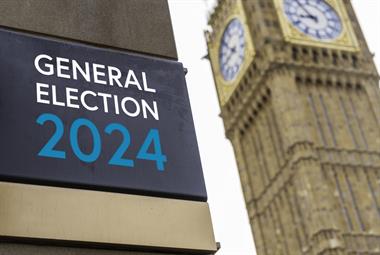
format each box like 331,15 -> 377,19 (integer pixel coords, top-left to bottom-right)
0,28 -> 207,201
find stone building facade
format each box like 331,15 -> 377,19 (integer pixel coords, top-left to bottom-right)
206,0 -> 380,254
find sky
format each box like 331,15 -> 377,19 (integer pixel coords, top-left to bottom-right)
167,1 -> 380,254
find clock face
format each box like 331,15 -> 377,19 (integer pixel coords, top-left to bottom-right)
284,0 -> 342,40
219,18 -> 245,82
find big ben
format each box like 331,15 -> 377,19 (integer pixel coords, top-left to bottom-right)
206,0 -> 380,254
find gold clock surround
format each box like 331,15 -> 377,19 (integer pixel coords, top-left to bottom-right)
208,0 -> 255,106
273,0 -> 360,51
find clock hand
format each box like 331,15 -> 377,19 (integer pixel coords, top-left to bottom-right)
224,51 -> 233,67
295,0 -> 311,15
295,0 -> 318,22
224,46 -> 236,63
300,14 -> 318,22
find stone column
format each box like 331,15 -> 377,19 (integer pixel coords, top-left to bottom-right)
269,69 -> 346,254
0,1 -> 216,255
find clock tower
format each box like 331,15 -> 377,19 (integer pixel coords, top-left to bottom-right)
206,0 -> 380,254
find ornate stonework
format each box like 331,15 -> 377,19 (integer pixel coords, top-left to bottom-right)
206,0 -> 380,254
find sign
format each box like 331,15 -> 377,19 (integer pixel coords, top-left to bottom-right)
0,28 -> 207,201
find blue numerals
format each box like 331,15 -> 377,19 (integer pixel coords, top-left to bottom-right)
70,118 -> 102,163
36,113 -> 167,171
105,123 -> 134,167
137,129 -> 167,171
36,113 -> 66,159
